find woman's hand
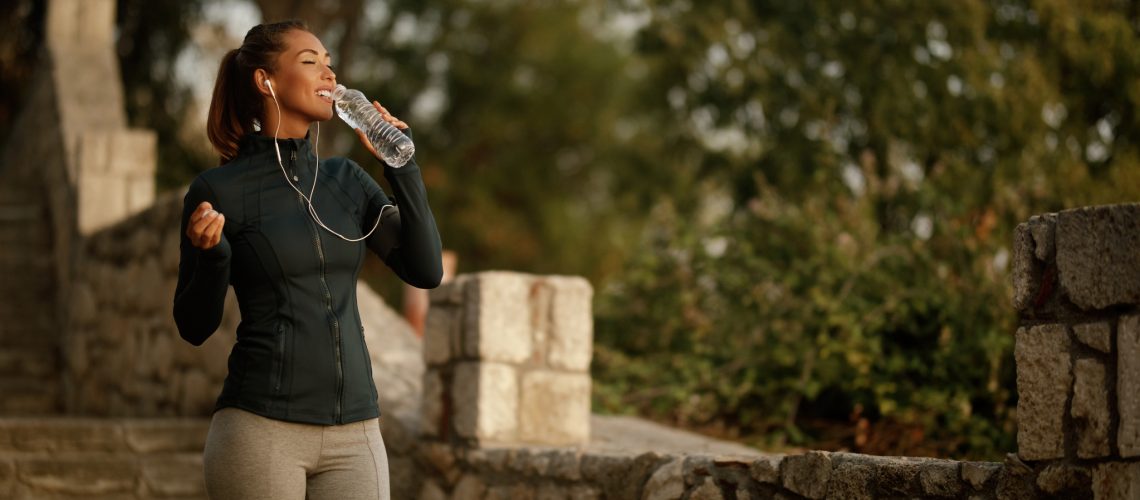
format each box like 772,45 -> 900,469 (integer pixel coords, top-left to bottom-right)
355,101 -> 409,161
186,201 -> 225,250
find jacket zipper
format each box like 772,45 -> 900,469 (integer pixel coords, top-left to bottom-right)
293,148 -> 344,423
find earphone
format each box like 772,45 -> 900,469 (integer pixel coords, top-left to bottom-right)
264,76 -> 390,243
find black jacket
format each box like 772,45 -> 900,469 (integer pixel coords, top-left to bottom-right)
173,132 -> 442,425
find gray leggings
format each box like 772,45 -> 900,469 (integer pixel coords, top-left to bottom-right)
203,407 -> 390,500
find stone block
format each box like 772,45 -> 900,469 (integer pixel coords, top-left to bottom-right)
546,276 -> 594,371
960,462 -> 1000,490
643,458 -> 684,500
1011,222 -> 1041,312
463,272 -> 533,363
1120,315 -> 1140,456
77,174 -> 127,234
1055,204 -> 1140,310
581,451 -> 664,498
1035,464 -> 1090,496
423,307 -> 456,365
109,129 -> 156,176
1072,358 -> 1110,458
519,371 -> 590,445
825,461 -> 872,500
544,449 -> 583,480
452,362 -> 518,442
1092,462 -> 1140,500
127,176 -> 155,215
1073,321 -> 1112,353
918,462 -> 961,497
453,474 -> 487,500
388,457 -> 419,500
1015,324 -> 1072,460
749,455 -> 782,484
418,479 -> 446,500
141,454 -> 205,497
420,369 -> 444,438
689,480 -> 725,500
0,421 -> 125,452
781,451 -> 831,499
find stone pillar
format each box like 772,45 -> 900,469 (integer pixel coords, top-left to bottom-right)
421,272 -> 594,447
1012,204 -> 1140,498
47,0 -> 157,235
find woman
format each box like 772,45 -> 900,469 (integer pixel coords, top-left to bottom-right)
172,20 -> 442,500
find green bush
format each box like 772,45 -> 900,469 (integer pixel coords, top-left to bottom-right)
595,172 -> 1017,460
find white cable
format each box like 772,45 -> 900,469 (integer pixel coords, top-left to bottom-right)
269,85 -> 389,243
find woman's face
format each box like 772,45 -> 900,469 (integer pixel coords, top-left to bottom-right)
268,30 -> 337,124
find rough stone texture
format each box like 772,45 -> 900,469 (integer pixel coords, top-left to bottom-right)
546,276 -> 594,371
423,306 -> 456,365
688,479 -> 725,500
1015,324 -> 1072,460
749,455 -> 782,484
1011,221 -> 1042,312
452,362 -> 518,442
418,479 -> 447,500
452,474 -> 487,500
643,458 -> 684,500
420,369 -> 444,439
1093,462 -> 1140,500
1055,204 -> 1140,310
1120,315 -> 1140,457
1035,464 -> 1091,496
961,462 -> 1001,490
519,371 -> 591,445
1073,321 -> 1112,353
1071,358 -> 1111,458
464,272 -> 533,363
918,462 -> 961,497
781,451 -> 831,499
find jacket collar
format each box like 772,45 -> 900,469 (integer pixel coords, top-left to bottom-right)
237,132 -> 315,159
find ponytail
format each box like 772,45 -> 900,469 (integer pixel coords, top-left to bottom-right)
205,20 -> 309,165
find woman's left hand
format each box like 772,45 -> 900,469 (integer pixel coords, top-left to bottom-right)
355,100 -> 409,161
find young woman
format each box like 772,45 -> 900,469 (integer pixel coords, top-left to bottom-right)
172,20 -> 442,499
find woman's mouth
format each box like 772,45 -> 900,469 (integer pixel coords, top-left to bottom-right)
316,89 -> 333,103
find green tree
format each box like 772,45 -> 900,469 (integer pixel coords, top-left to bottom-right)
593,0 -> 1140,459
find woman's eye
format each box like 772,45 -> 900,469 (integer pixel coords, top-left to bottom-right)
303,61 -> 316,65
327,64 -> 335,71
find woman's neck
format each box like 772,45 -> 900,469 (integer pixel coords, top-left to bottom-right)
261,106 -> 311,139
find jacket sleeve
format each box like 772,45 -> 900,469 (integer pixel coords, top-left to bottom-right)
172,176 -> 232,346
356,134 -> 443,289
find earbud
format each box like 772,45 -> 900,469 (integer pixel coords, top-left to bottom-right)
265,79 -> 276,97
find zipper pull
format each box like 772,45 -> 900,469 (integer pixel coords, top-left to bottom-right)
290,149 -> 299,181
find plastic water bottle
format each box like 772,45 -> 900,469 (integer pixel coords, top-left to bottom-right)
332,84 -> 415,167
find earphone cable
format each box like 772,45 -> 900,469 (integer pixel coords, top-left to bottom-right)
268,81 -> 389,243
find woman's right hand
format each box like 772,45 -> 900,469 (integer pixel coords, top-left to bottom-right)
186,201 -> 225,250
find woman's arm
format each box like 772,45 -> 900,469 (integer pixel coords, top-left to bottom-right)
172,177 -> 232,346
357,149 -> 444,289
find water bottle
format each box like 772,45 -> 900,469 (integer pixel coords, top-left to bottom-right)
332,84 -> 415,167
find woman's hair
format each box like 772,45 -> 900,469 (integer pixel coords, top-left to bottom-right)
207,20 -> 309,164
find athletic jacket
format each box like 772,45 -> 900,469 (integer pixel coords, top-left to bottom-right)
172,131 -> 442,425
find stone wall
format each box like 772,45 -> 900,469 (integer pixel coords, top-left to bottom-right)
1007,203 -> 1140,498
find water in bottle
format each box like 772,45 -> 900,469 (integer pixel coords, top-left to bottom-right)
331,84 -> 415,167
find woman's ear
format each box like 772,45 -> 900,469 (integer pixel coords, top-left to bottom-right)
254,69 -> 272,97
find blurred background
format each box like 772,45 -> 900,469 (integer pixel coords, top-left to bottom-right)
3,0 -> 1139,461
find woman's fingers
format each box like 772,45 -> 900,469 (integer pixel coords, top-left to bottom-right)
186,202 -> 225,249
372,101 -> 409,129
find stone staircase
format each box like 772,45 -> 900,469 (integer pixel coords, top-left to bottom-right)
0,179 -> 63,416
0,418 -> 209,499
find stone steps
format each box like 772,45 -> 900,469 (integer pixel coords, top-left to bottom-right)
0,417 -> 210,499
